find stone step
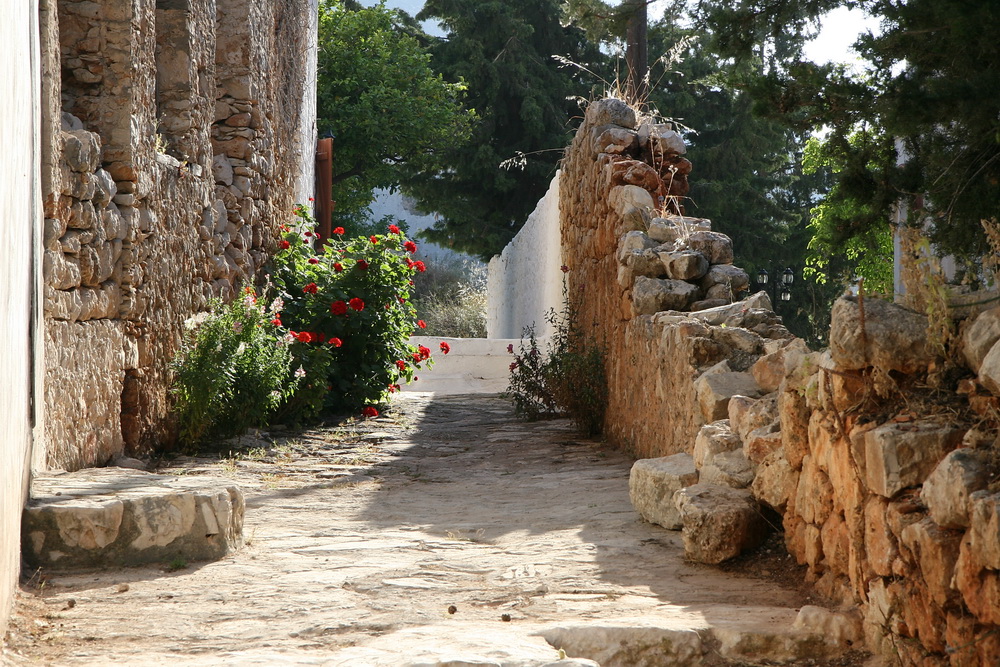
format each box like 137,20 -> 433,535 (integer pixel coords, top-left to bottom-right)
540,605 -> 864,666
22,468 -> 244,571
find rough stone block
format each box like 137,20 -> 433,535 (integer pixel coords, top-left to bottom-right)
631,275 -> 698,315
829,296 -> 935,373
624,248 -> 667,278
585,98 -> 637,130
900,517 -> 962,607
864,497 -> 897,577
683,231 -> 733,265
696,371 -> 762,422
700,449 -> 755,489
863,421 -> 964,498
979,340 -> 1000,395
729,393 -> 777,443
791,605 -> 863,648
751,450 -> 798,512
593,124 -> 638,156
659,249 -> 708,281
629,453 -> 698,530
675,483 -> 768,564
693,420 -> 741,469
22,469 -> 244,571
699,263 -> 749,294
920,448 -> 989,529
962,305 -> 1000,373
541,620 -> 701,667
646,124 -> 686,155
744,424 -> 782,465
967,491 -> 1000,570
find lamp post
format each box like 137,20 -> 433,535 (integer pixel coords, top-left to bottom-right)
756,267 -> 795,310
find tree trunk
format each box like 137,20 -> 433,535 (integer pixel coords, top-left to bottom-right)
625,1 -> 648,106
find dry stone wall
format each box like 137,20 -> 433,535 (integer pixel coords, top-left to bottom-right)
563,98 -> 1000,664
559,98 -> 790,458
38,0 -> 314,469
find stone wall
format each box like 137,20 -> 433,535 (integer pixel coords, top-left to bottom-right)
0,0 -> 41,635
559,99 -> 789,459
487,172 -> 564,339
561,99 -> 1000,663
39,0 -> 315,470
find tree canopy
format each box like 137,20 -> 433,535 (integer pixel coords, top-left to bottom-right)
316,0 -> 475,230
692,0 -> 1000,270
400,0 -> 605,260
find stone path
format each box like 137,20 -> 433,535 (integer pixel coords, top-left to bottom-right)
5,393 -> 853,666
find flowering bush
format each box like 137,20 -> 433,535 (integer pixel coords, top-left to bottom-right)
269,206 -> 436,419
171,287 -> 299,447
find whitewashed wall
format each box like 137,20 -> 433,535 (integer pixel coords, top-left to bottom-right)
0,0 -> 40,635
296,0 -> 319,204
487,172 -> 564,338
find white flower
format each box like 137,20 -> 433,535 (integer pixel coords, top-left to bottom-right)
294,366 -> 306,378
243,294 -> 257,308
236,342 -> 246,355
270,297 -> 284,314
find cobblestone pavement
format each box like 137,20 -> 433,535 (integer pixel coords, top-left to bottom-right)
4,393 -> 825,666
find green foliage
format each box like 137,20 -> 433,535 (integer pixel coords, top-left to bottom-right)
171,288 -> 299,448
316,0 -> 475,228
269,207 -> 435,419
693,0 -> 1000,262
411,255 -> 487,338
403,0 -> 606,260
503,297 -> 607,436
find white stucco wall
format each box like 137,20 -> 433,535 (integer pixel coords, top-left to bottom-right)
486,172 -> 564,338
0,0 -> 40,635
296,0 -> 319,204
400,336 -> 534,394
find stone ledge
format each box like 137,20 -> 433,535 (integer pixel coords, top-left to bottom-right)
22,468 -> 244,571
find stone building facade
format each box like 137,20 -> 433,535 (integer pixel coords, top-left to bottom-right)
37,0 -> 316,470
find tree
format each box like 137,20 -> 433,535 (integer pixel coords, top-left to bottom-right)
692,0 -> 1000,269
401,0 -> 605,260
316,0 -> 475,231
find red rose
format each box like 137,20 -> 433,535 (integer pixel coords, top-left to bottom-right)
333,227 -> 345,235
349,297 -> 365,311
398,297 -> 406,304
294,331 -> 313,343
418,345 -> 431,360
370,235 -> 378,244
303,282 -> 318,294
388,224 -> 401,234
414,261 -> 426,273
417,320 -> 426,329
404,241 -> 417,253
412,353 -> 422,363
308,258 -> 319,264
304,231 -> 313,237
396,359 -> 406,370
329,337 -> 342,348
331,301 -> 348,315
333,262 -> 344,272
270,317 -> 281,326
356,259 -> 369,270
439,341 -> 450,354
362,406 -> 379,418
280,240 -> 290,249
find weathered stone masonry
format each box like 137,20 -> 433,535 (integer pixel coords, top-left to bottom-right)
562,98 -> 1000,664
38,0 -> 314,470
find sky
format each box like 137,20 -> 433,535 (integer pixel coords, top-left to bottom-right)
361,0 -> 881,66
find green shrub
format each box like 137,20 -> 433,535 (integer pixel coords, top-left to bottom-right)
502,297 -> 607,436
269,206 -> 436,420
171,287 -> 299,447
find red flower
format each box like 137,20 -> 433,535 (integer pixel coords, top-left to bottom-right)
333,227 -> 345,235
404,258 -> 414,269
404,241 -> 417,253
304,231 -> 313,238
280,224 -> 289,232
308,197 -> 314,202
510,362 -> 518,371
303,282 -> 318,294
398,297 -> 406,304
308,258 -> 319,265
396,359 -> 406,370
439,341 -> 450,354
356,259 -> 369,270
331,300 -> 348,315
414,261 -> 426,273
333,262 -> 344,272
362,406 -> 379,418
294,331 -> 314,343
370,235 -> 378,244
280,240 -> 290,249
329,337 -> 342,348
412,353 -> 422,363
349,297 -> 365,311
388,385 -> 397,393
506,344 -> 514,354
560,265 -> 570,273
417,320 -> 426,329
271,317 -> 282,326
388,224 -> 401,234
418,345 -> 431,360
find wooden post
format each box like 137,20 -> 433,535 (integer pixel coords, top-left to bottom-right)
315,137 -> 334,242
